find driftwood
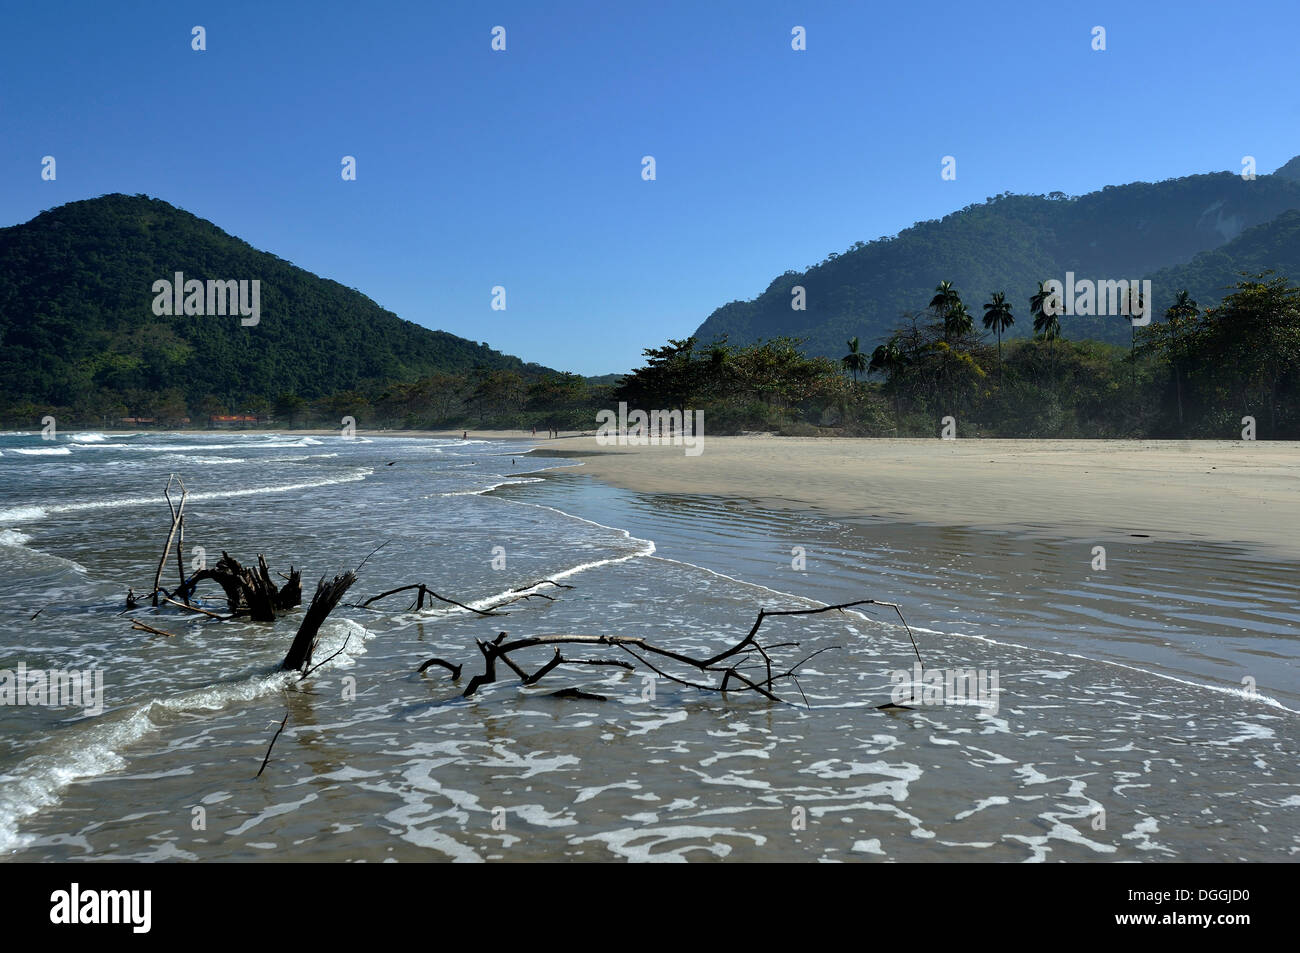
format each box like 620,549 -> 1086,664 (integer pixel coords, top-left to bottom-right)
277,569 -> 303,612
551,687 -> 606,701
280,571 -> 357,672
162,595 -> 231,620
356,579 -> 575,616
358,583 -> 498,616
131,617 -> 178,638
489,580 -> 577,609
188,552 -> 302,621
417,657 -> 463,679
134,477 -> 309,619
151,475 -> 187,607
429,598 -> 923,705
175,517 -> 188,605
256,709 -> 289,778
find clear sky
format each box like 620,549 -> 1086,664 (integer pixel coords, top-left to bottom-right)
2,0 -> 1297,375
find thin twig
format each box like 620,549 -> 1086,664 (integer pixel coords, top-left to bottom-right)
162,596 -> 230,620
256,709 -> 290,778
131,617 -> 178,638
353,541 -> 388,575
298,634 -> 353,680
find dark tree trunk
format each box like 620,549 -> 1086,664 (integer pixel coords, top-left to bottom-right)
280,571 -> 357,672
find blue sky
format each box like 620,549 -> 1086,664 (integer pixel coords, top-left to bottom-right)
2,0 -> 1297,375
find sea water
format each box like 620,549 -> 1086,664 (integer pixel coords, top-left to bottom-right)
0,431 -> 1295,861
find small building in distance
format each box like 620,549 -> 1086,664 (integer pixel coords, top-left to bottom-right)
208,414 -> 264,429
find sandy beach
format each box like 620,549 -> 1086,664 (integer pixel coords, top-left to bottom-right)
519,436 -> 1300,559
98,429 -> 1300,556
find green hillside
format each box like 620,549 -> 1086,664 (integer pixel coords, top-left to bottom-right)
693,165 -> 1300,356
1147,208 -> 1300,304
0,194 -> 550,418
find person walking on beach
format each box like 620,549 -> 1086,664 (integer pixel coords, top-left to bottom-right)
462,431 -> 467,440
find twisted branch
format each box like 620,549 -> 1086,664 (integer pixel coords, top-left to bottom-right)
438,598 -> 920,705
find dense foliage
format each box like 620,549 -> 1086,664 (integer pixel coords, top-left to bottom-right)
4,193 -> 1298,439
0,194 -> 552,425
693,165 -> 1300,358
609,274 -> 1300,439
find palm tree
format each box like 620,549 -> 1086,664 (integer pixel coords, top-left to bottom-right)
1030,281 -> 1062,348
870,337 -> 904,418
1165,289 -> 1197,429
945,301 -> 974,340
841,337 -> 867,383
929,280 -> 958,314
982,291 -> 1015,373
930,281 -> 964,339
869,338 -> 902,377
1125,286 -> 1146,388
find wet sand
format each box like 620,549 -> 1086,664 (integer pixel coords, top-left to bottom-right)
525,436 -> 1300,559
101,429 -> 1300,556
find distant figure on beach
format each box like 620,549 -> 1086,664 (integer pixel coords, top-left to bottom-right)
462,431 -> 467,440
531,426 -> 536,437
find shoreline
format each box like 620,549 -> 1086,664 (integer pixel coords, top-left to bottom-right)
21,428 -> 1300,559
528,435 -> 1300,561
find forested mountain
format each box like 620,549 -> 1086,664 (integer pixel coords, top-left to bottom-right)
1146,208 -> 1300,304
0,194 -> 550,417
693,163 -> 1300,356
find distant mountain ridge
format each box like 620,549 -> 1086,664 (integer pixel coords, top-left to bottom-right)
1147,207 -> 1300,306
0,193 -> 550,411
692,163 -> 1300,355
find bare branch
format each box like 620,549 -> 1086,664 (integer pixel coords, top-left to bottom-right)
357,584 -> 502,617
131,617 -> 178,638
417,657 -> 463,679
438,598 -> 921,706
256,709 -> 290,778
162,596 -> 231,620
151,474 -> 186,607
299,633 -> 353,680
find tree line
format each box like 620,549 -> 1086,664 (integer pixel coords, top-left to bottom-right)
856,272 -> 1299,438
6,272 -> 1296,438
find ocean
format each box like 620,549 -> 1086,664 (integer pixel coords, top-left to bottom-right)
0,430 -> 1296,861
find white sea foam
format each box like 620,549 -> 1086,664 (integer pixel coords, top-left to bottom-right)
0,505 -> 48,524
12,447 -> 70,456
78,439 -> 321,452
909,625 -> 1300,714
0,618 -> 370,853
161,455 -> 248,465
0,469 -> 373,526
571,825 -> 765,862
